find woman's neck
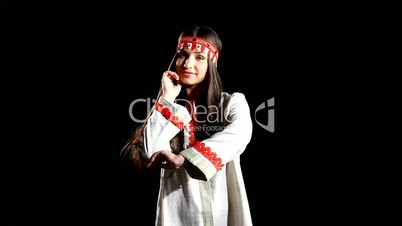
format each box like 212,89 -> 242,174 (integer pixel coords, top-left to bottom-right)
185,85 -> 204,104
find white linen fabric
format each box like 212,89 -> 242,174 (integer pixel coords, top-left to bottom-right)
143,92 -> 253,226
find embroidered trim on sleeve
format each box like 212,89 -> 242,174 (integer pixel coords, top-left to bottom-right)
188,120 -> 196,146
186,120 -> 224,171
155,102 -> 185,130
191,140 -> 224,171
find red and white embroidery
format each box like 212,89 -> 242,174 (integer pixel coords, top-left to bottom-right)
155,101 -> 224,171
187,120 -> 224,171
178,36 -> 219,66
155,102 -> 185,130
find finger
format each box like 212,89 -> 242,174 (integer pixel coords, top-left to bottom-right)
147,156 -> 161,168
167,73 -> 178,82
147,160 -> 155,168
166,71 -> 178,79
169,73 -> 181,86
162,71 -> 169,80
148,152 -> 160,164
173,73 -> 179,81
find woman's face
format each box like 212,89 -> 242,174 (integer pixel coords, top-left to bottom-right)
175,48 -> 208,86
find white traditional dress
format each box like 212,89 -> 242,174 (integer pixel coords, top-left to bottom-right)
143,92 -> 253,226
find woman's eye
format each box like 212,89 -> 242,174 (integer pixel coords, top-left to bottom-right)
196,56 -> 205,61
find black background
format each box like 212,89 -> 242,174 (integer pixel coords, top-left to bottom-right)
1,1 -> 400,225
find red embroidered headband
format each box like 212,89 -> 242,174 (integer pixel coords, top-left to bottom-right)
178,36 -> 220,66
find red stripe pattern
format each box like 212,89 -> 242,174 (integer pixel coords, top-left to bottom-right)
178,36 -> 219,66
155,102 -> 224,171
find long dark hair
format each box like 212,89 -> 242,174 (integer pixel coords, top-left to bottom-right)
121,25 -> 223,171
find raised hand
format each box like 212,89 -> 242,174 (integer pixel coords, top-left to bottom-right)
161,71 -> 181,103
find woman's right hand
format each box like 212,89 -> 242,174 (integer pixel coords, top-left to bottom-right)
147,150 -> 186,170
161,71 -> 181,103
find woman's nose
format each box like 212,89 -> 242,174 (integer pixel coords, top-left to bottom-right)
184,57 -> 194,69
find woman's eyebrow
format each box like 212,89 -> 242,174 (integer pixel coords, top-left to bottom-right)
180,49 -> 206,55
193,51 -> 207,55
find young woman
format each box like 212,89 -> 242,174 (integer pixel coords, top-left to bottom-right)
123,24 -> 253,226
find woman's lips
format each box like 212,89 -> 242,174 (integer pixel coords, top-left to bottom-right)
182,71 -> 195,77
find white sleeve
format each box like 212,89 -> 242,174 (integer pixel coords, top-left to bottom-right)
180,93 -> 253,180
142,97 -> 192,160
